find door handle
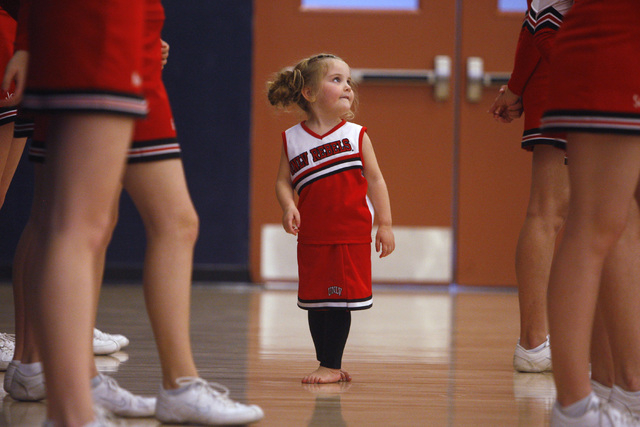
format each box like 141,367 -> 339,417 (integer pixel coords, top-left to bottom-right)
351,55 -> 451,102
466,57 -> 511,103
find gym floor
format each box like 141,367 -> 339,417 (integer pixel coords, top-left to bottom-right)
0,283 -> 554,426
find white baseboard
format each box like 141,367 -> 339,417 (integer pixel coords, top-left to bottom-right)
260,224 -> 452,283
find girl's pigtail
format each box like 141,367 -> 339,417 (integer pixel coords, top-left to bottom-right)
289,68 -> 303,104
267,69 -> 304,108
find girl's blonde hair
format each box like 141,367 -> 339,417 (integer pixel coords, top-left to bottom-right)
267,53 -> 357,120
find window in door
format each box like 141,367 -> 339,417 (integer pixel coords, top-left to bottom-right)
498,0 -> 526,12
301,0 -> 419,11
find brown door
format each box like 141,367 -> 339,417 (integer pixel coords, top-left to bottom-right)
456,2 -> 531,286
250,0 -> 529,286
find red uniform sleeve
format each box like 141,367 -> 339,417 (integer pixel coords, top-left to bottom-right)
507,24 -> 541,97
532,0 -> 573,62
533,27 -> 556,62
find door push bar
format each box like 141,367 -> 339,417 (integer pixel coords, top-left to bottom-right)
351,55 -> 452,102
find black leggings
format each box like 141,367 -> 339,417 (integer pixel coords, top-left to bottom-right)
307,310 -> 351,369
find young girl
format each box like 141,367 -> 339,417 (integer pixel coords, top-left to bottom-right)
268,53 -> 395,384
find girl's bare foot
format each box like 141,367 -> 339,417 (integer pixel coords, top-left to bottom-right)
340,369 -> 352,382
302,381 -> 352,395
301,366 -> 342,384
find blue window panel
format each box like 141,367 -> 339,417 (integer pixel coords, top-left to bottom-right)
498,0 -> 527,12
302,0 -> 419,10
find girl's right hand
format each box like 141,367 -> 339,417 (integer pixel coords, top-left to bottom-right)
282,207 -> 301,235
375,225 -> 395,258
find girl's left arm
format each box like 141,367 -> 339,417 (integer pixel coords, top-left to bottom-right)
361,132 -> 395,258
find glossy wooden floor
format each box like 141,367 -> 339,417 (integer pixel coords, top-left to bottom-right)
0,283 -> 555,426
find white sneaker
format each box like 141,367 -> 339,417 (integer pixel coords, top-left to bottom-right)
93,329 -> 120,355
3,360 -> 19,393
513,336 -> 552,373
8,362 -> 46,401
551,395 -> 640,426
94,328 -> 129,351
91,373 -> 156,417
610,385 -> 640,416
591,379 -> 612,402
0,333 -> 15,371
155,377 -> 264,425
109,333 -> 129,350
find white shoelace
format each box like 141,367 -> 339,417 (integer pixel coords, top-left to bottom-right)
93,329 -> 112,341
175,377 -> 241,407
101,375 -> 123,393
98,374 -> 144,403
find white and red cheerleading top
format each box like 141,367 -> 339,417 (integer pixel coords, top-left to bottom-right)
283,119 -> 373,245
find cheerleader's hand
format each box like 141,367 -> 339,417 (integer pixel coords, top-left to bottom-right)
161,39 -> 169,69
0,50 -> 28,107
488,85 -> 522,123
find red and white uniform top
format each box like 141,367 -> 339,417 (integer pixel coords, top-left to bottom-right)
508,0 -> 573,96
530,0 -> 573,60
283,120 -> 372,245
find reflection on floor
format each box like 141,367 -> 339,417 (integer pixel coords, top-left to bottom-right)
0,283 -> 555,426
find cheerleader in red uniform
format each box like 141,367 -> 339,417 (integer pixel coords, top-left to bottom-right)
18,0 -> 146,424
2,1 -> 264,424
542,0 -> 640,424
489,0 -> 568,374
